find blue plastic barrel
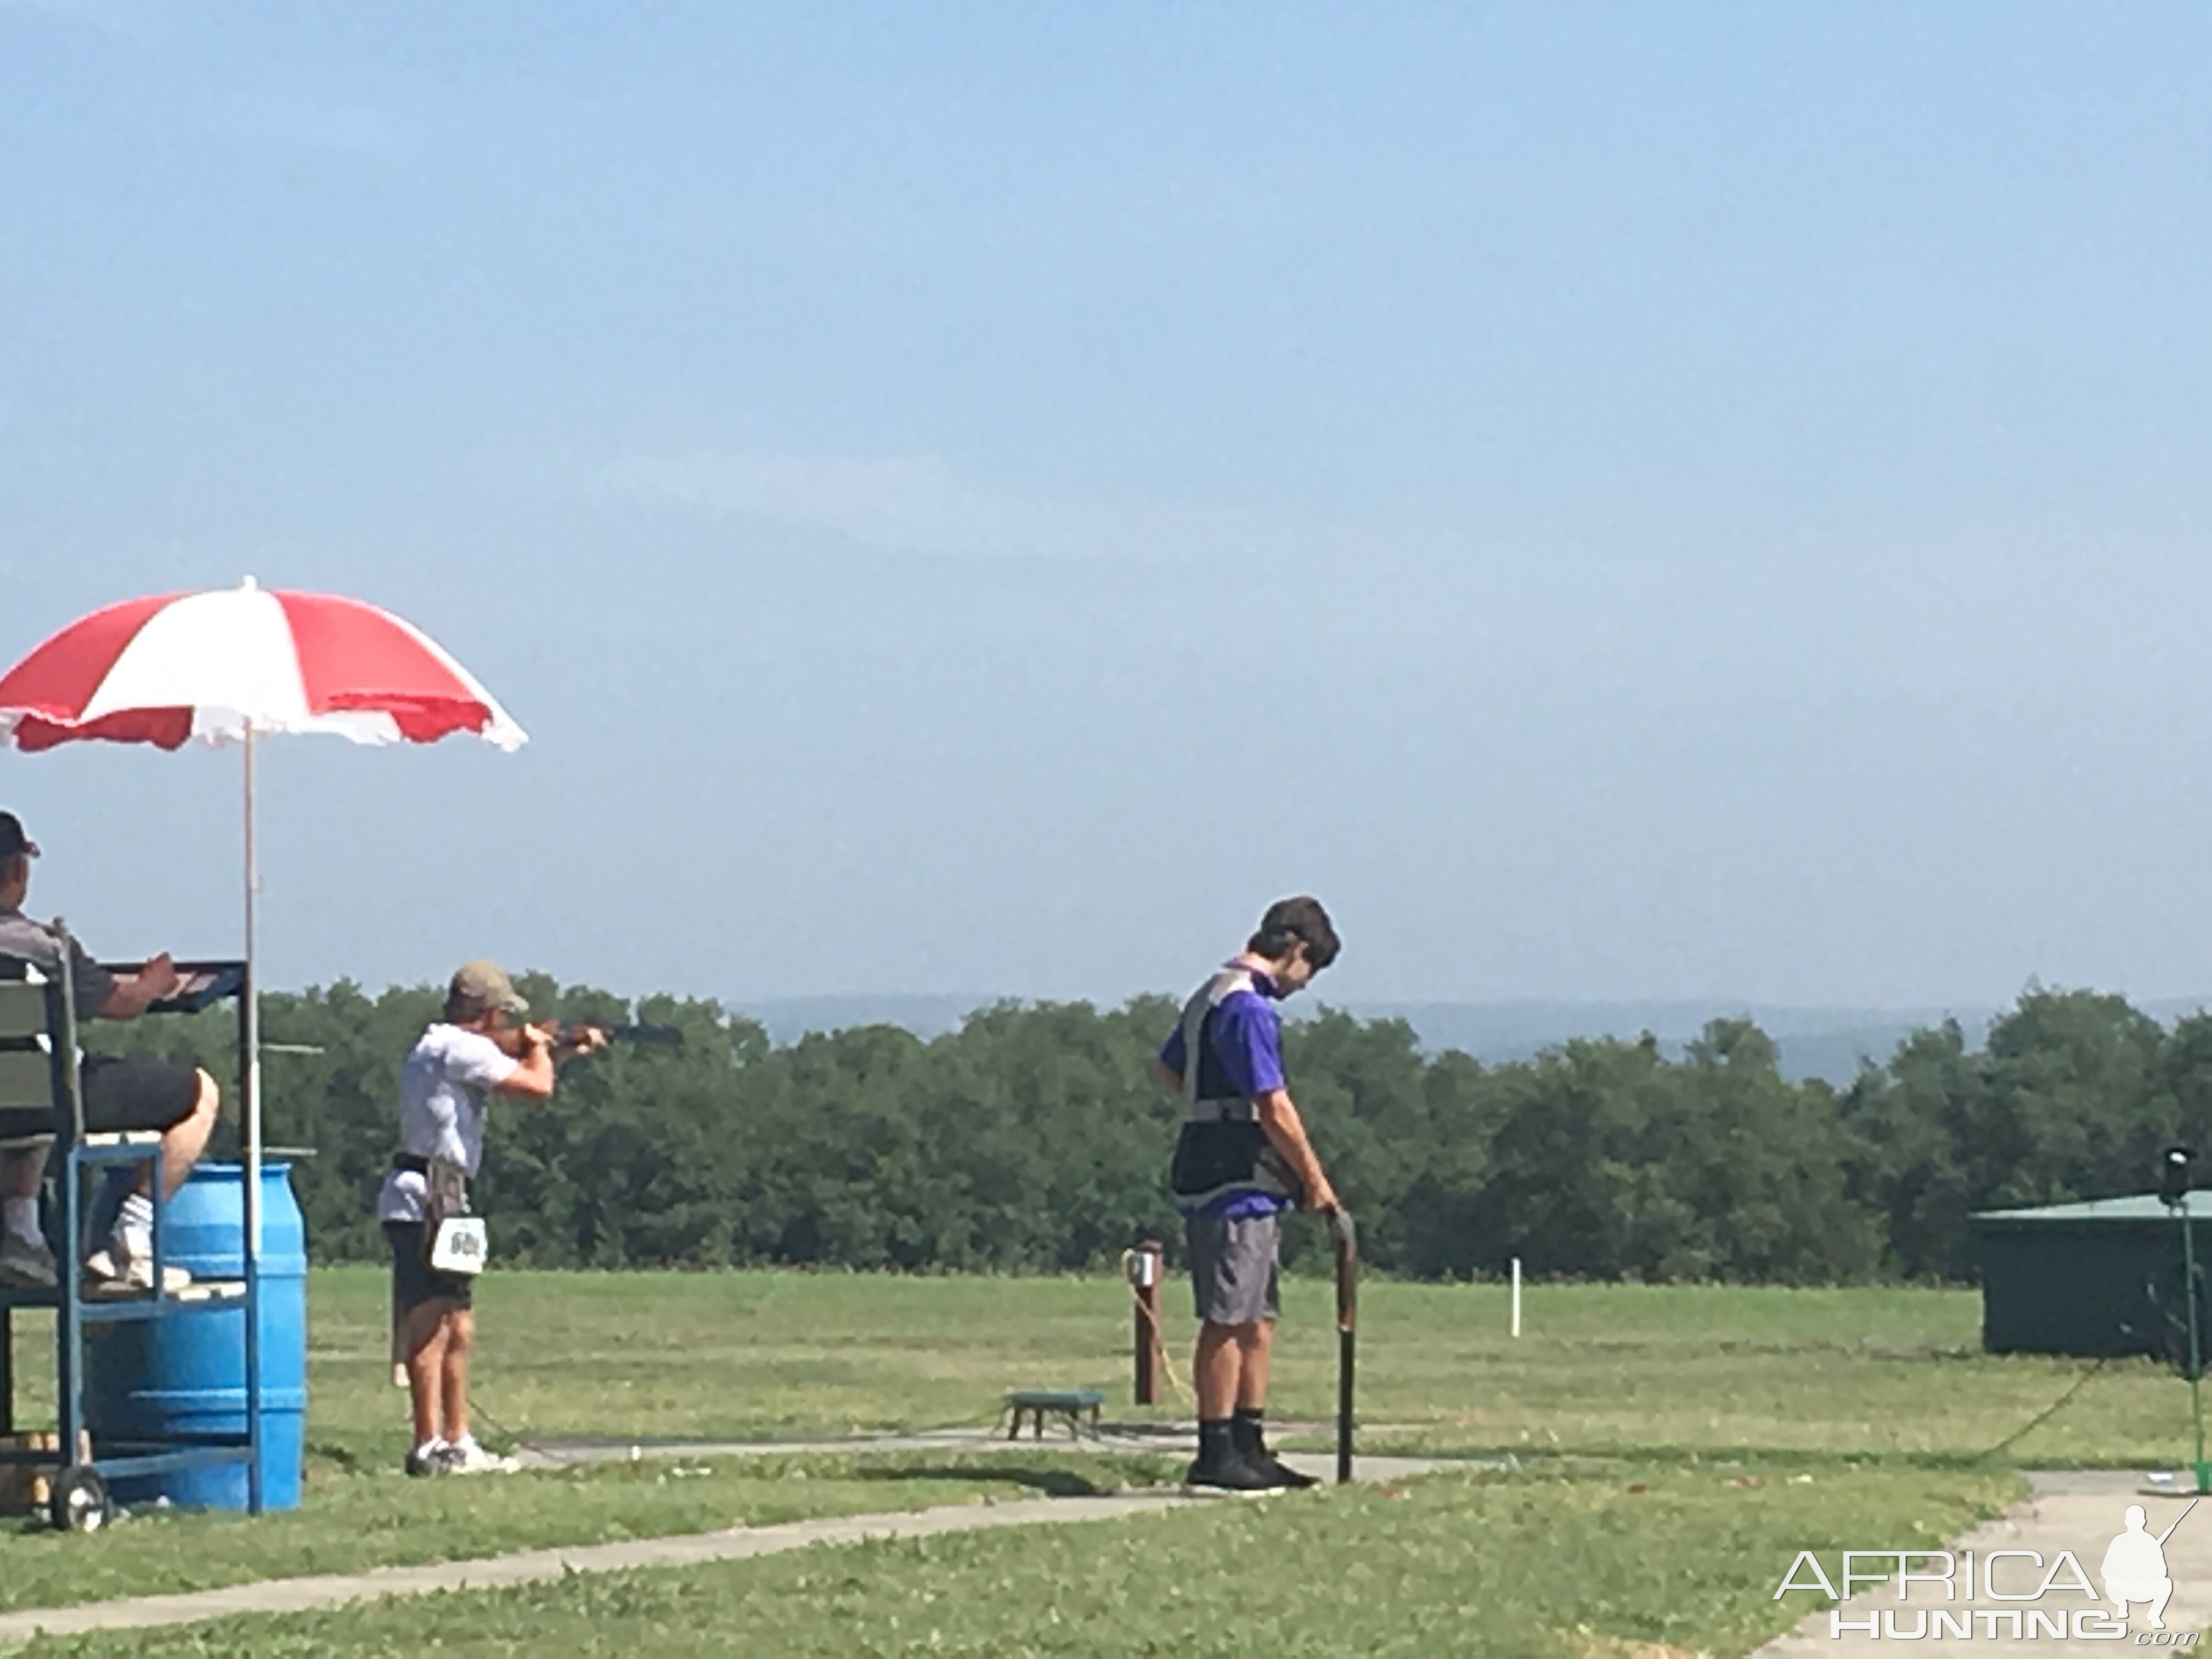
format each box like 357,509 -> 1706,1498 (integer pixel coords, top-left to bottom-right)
86,1161 -> 309,1511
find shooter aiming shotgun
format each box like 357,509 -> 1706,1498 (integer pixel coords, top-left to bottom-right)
376,961 -> 608,1478
380,1007 -> 676,1389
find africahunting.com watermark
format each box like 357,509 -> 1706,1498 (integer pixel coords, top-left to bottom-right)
1776,1503 -> 2200,1643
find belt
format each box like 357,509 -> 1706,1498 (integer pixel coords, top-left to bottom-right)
391,1154 -> 430,1176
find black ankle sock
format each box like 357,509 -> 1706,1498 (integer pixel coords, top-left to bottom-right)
1232,1407 -> 1266,1456
1198,1418 -> 1235,1462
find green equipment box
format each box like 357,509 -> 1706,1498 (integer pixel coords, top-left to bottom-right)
1973,1192 -> 2209,1360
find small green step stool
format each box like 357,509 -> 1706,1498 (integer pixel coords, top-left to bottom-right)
1005,1389 -> 1104,1440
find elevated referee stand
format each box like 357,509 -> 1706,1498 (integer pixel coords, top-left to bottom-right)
0,927 -> 261,1532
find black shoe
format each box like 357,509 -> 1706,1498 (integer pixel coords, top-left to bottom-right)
1254,1452 -> 1320,1489
1231,1417 -> 1321,1489
404,1444 -> 449,1479
1184,1449 -> 1276,1492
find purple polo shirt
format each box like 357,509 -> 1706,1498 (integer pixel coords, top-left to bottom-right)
1160,965 -> 1290,1217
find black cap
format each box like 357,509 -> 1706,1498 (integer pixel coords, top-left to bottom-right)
0,813 -> 37,864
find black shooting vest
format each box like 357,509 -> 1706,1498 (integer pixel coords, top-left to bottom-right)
1166,967 -> 1300,1214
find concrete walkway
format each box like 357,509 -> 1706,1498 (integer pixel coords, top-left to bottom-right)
506,1420 -> 1415,1468
0,1450 -> 1451,1647
1758,1471 -> 2212,1654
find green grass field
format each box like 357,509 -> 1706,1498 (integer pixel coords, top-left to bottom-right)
16,1462 -> 2023,1658
13,1268 -> 2182,1464
1,1268 -> 2190,1654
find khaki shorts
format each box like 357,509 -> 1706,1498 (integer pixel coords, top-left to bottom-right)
1186,1209 -> 1281,1327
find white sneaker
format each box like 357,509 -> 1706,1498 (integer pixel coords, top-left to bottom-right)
0,1233 -> 57,1290
442,1438 -> 520,1476
83,1248 -> 192,1296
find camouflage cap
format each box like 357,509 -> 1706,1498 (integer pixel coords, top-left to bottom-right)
448,959 -> 528,1018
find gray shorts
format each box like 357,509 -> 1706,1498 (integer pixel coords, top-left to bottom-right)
1186,1209 -> 1281,1327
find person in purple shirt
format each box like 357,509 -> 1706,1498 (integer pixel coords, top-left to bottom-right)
1156,895 -> 1342,1491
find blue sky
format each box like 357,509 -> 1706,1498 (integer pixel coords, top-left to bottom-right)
3,2 -> 2210,1010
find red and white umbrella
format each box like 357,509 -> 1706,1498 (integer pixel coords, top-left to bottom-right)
0,577 -> 526,1242
0,579 -> 524,752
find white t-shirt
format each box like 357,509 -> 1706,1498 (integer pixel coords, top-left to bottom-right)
375,1023 -> 520,1223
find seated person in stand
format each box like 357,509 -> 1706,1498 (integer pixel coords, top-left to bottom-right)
0,812 -> 220,1292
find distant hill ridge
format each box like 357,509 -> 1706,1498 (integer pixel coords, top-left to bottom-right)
730,992 -> 2212,1085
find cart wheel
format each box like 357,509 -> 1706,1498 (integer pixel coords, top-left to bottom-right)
49,1466 -> 110,1534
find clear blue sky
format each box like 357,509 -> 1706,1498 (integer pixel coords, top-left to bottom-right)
3,2 -> 2210,1010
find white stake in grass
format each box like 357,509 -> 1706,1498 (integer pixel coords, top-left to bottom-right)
1510,1256 -> 1522,1338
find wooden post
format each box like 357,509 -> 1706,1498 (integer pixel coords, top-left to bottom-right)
1128,1240 -> 1164,1406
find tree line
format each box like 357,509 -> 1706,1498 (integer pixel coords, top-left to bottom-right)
86,978 -> 2212,1283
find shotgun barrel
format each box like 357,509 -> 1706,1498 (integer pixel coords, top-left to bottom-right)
1330,1210 -> 1358,1485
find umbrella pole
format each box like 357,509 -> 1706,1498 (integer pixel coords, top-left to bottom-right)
243,725 -> 262,1248
241,724 -> 265,1515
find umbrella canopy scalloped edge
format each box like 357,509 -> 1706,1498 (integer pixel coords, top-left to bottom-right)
0,583 -> 526,752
